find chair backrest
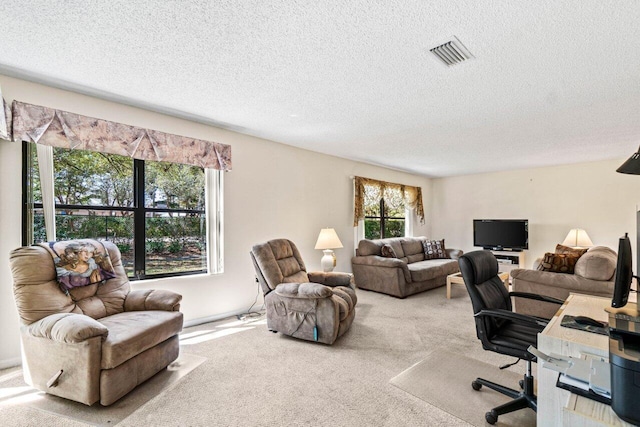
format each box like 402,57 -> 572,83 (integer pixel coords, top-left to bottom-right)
10,241 -> 131,325
458,250 -> 512,338
250,239 -> 309,295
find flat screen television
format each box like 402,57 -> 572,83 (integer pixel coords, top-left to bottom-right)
473,219 -> 528,251
612,233 -> 634,309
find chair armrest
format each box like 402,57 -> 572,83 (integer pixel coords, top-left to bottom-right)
124,289 -> 182,312
351,255 -> 405,268
25,313 -> 108,343
475,308 -> 549,328
275,282 -> 332,299
509,291 -> 564,306
307,271 -> 354,287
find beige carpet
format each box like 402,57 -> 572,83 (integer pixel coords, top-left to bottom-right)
0,353 -> 205,426
0,287 -> 537,426
390,349 -> 536,427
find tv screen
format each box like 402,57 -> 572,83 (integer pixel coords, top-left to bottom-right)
473,219 -> 528,251
612,233 -> 633,309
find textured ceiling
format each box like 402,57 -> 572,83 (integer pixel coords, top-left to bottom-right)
0,1 -> 639,177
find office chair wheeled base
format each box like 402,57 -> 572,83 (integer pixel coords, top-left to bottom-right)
471,362 -> 536,425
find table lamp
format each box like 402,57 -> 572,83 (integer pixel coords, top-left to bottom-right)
562,228 -> 593,248
314,228 -> 343,272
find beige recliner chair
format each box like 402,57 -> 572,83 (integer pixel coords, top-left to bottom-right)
9,241 -> 183,406
250,239 -> 357,344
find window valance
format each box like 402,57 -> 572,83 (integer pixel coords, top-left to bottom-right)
10,100 -> 232,170
353,176 -> 425,226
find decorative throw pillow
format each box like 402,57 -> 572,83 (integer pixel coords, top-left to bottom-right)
537,252 -> 580,274
381,244 -> 397,258
555,244 -> 588,258
423,239 -> 449,260
39,239 -> 117,294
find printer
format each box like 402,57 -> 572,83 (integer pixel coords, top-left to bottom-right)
608,306 -> 640,425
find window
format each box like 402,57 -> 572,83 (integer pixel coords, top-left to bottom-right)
24,143 -> 222,279
353,176 -> 424,241
364,196 -> 406,239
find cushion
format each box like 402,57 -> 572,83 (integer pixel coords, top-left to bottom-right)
574,246 -> 617,281
38,239 -> 116,294
401,238 -> 425,257
537,252 -> 580,274
423,239 -> 450,260
381,244 -> 397,258
99,310 -> 184,369
555,244 -> 588,257
408,259 -> 459,282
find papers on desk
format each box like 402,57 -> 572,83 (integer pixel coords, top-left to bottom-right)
528,346 -> 612,404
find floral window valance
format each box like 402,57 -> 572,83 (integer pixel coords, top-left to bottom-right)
353,176 -> 425,226
9,100 -> 231,170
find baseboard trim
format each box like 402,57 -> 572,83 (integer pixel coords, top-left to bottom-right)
0,357 -> 22,370
184,308 -> 263,328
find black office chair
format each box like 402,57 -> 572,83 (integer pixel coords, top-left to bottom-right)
458,250 -> 563,425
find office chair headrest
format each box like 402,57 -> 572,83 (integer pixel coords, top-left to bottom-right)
461,250 -> 499,284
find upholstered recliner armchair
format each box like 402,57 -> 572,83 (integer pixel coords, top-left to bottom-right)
10,240 -> 183,406
250,239 -> 357,344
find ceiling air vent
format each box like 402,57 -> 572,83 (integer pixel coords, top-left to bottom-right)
430,37 -> 473,66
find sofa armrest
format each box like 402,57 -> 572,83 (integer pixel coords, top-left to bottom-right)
124,289 -> 182,312
307,271 -> 354,287
275,282 -> 333,299
26,313 -> 108,343
351,255 -> 412,284
531,258 -> 542,270
351,255 -> 406,268
446,248 -> 464,260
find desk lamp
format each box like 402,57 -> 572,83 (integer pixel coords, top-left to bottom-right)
314,228 -> 343,272
562,229 -> 593,248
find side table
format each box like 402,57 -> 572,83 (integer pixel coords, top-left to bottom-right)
446,271 -> 510,299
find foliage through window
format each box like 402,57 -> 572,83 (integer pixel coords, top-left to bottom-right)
363,184 -> 405,239
26,144 -> 211,279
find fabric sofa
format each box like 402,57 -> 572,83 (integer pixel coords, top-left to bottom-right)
351,237 -> 462,298
9,241 -> 183,406
510,246 -> 617,319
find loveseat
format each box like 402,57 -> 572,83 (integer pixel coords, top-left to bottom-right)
351,237 -> 462,298
9,240 -> 183,406
511,245 -> 616,318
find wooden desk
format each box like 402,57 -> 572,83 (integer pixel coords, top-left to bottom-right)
445,271 -> 509,299
537,294 -> 634,426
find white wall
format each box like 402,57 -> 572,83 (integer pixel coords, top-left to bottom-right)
431,159 -> 640,268
0,75 -> 431,365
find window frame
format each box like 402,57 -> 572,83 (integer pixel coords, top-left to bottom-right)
364,198 -> 407,240
22,142 -> 224,280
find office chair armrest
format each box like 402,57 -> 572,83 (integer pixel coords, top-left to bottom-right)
308,271 -> 354,287
275,282 -> 333,299
509,291 -> 564,306
475,308 -> 548,328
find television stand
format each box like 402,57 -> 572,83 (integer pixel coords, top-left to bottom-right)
490,250 -> 526,278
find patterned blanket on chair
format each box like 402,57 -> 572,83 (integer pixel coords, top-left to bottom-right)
38,239 -> 116,293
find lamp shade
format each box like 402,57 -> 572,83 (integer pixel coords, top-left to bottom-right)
617,146 -> 640,175
562,229 -> 593,248
314,228 -> 343,250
